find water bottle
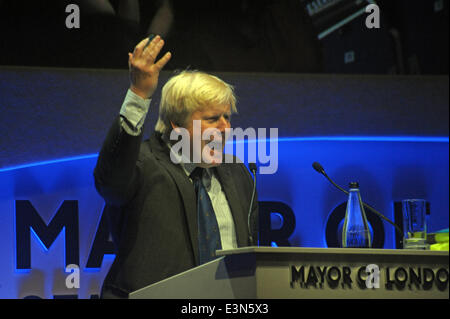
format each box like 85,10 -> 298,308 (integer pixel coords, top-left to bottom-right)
342,182 -> 372,248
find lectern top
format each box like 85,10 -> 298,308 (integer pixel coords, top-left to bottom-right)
216,246 -> 449,257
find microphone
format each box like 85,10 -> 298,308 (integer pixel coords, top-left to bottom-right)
248,163 -> 258,246
312,162 -> 403,236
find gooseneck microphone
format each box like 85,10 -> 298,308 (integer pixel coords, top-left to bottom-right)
248,163 -> 258,246
312,162 -> 403,236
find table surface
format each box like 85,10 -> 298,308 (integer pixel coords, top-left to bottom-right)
217,246 -> 449,257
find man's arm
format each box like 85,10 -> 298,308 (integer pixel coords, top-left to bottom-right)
94,35 -> 172,206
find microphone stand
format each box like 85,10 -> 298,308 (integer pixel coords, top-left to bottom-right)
313,162 -> 403,237
248,163 -> 258,246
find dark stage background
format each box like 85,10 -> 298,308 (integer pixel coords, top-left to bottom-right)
0,0 -> 448,74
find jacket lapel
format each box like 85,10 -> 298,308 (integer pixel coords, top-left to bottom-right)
148,133 -> 200,264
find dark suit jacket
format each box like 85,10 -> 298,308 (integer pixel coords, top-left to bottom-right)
94,117 -> 258,298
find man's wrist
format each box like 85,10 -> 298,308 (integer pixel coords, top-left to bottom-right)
119,89 -> 152,136
130,85 -> 152,99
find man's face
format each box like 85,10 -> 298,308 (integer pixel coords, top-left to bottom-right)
184,103 -> 231,167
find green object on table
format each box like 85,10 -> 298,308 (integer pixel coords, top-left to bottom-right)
428,228 -> 449,250
430,242 -> 449,251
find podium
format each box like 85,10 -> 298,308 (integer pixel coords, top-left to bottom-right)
129,247 -> 449,299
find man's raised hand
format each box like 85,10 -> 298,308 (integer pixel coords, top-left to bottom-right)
128,35 -> 172,99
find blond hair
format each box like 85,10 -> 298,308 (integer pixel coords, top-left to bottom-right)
155,70 -> 237,135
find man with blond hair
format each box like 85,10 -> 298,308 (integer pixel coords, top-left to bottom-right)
94,35 -> 258,298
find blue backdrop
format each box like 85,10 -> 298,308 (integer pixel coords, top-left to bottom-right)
0,67 -> 448,298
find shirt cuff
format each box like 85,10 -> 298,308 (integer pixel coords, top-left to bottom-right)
119,89 -> 152,135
